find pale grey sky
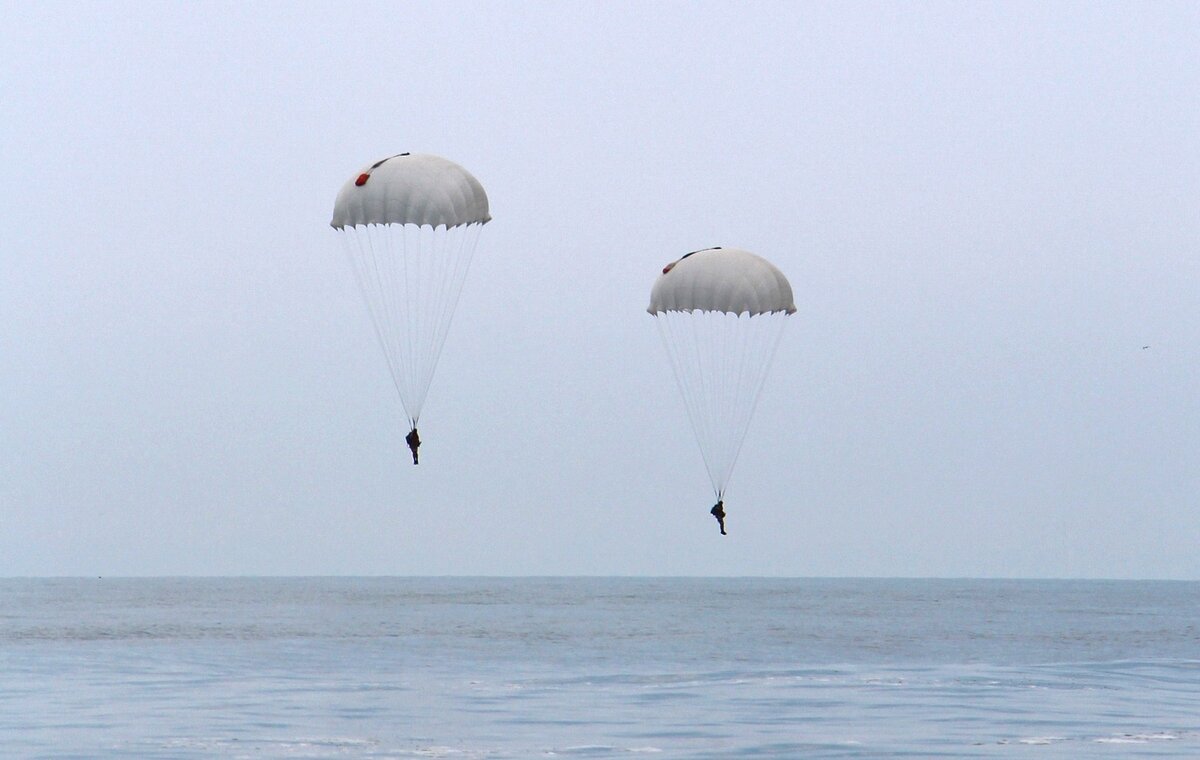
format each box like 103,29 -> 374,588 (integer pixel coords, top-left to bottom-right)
2,1 -> 1198,577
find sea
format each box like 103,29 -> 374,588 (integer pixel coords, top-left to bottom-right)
1,578 -> 1198,758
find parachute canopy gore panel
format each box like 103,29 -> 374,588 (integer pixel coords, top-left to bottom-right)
331,153 -> 491,230
648,247 -> 796,316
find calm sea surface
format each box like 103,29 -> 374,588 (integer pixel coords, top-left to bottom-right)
1,578 -> 1198,758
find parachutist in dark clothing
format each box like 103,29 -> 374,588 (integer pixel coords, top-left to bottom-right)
710,500 -> 727,535
405,427 -> 420,465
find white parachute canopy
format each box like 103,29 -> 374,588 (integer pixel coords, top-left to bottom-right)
648,247 -> 795,500
331,153 -> 490,430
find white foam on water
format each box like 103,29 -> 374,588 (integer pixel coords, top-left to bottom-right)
1096,733 -> 1179,744
1017,736 -> 1063,745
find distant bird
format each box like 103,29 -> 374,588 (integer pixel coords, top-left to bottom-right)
1142,345 -> 1151,350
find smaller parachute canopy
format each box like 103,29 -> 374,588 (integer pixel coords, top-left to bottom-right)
331,153 -> 491,230
648,247 -> 796,316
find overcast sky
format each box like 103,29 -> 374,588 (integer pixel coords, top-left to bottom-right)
3,1 -> 1198,578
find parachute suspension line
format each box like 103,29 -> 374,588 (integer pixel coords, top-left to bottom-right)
655,316 -> 694,474
655,310 -> 789,500
720,313 -> 787,497
421,226 -> 456,397
416,222 -> 480,423
692,316 -> 718,492
412,222 -> 482,424
338,221 -> 484,432
372,223 -> 413,423
691,313 -> 720,493
703,312 -> 738,495
701,316 -> 720,490
397,223 -> 419,427
341,227 -> 406,409
400,223 -> 419,424
706,312 -> 740,494
724,313 -> 757,491
412,224 -> 432,413
656,313 -> 722,498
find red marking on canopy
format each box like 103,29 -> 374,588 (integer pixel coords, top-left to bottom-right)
355,173 -> 370,187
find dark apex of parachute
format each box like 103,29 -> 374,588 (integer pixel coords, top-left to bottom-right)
356,153 -> 413,186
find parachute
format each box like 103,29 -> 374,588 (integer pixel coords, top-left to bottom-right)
648,247 -> 795,527
331,153 -> 490,461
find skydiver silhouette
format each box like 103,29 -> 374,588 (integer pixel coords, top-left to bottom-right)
710,500 -> 727,535
405,427 -> 421,465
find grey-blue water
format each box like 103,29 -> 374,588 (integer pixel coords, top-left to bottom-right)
2,578 -> 1198,758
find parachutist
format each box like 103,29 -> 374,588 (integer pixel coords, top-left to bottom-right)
333,154 -> 490,469
710,500 -> 727,535
406,427 -> 421,465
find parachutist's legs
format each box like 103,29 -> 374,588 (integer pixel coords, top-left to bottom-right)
710,500 -> 727,536
406,427 -> 420,466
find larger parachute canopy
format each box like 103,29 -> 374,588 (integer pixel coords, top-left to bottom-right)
331,152 -> 491,230
648,247 -> 796,316
331,152 -> 490,436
